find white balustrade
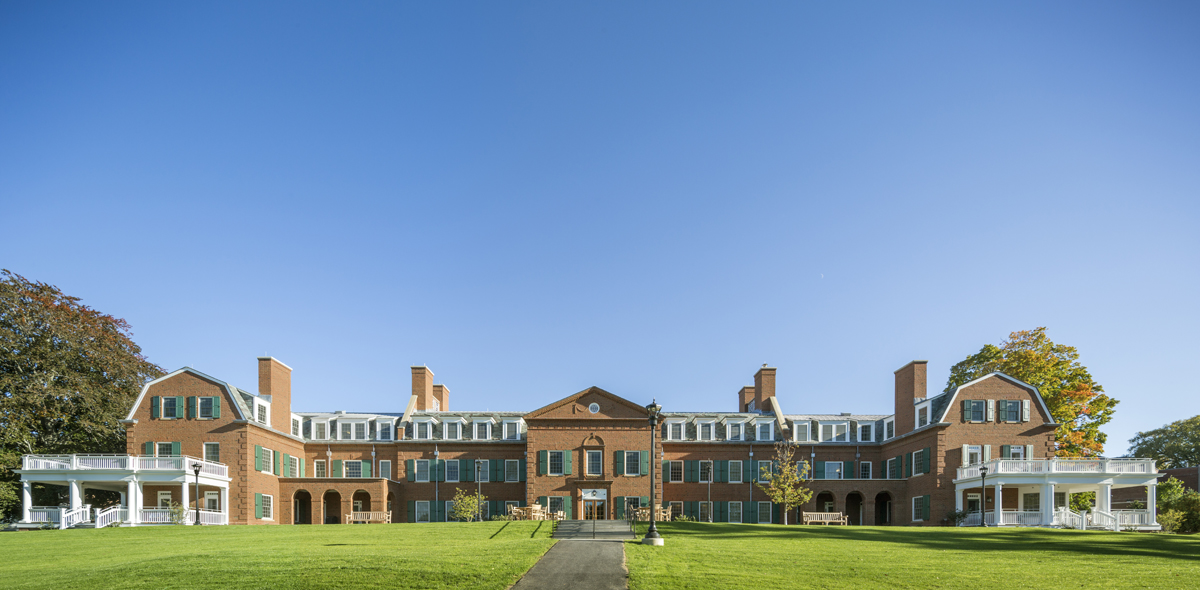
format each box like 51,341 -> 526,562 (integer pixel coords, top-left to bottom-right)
1113,510 -> 1153,526
28,507 -> 62,524
1091,510 -> 1118,531
21,454 -> 228,478
999,510 -> 1043,526
94,507 -> 127,528
23,456 -> 72,470
60,504 -> 92,529
198,509 -> 227,525
1053,508 -> 1083,529
76,455 -> 130,469
139,508 -> 173,524
957,458 -> 1157,479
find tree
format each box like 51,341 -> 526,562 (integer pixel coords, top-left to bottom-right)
944,328 -> 1118,457
0,270 -> 163,518
449,488 -> 487,522
755,441 -> 813,525
1127,415 -> 1200,468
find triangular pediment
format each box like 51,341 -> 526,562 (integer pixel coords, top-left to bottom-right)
523,386 -> 650,420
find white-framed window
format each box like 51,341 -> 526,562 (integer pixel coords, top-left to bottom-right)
443,421 -> 460,440
1008,445 -> 1026,460
503,421 -> 520,440
446,460 -> 460,482
967,493 -> 982,513
885,419 -> 895,440
912,497 -> 925,522
158,491 -> 172,508
261,494 -> 273,520
699,460 -> 713,483
354,423 -> 366,440
416,500 -> 430,523
415,459 -> 430,482
346,460 -> 362,478
729,460 -> 743,484
203,442 -> 220,462
256,403 -> 268,424
669,460 -> 683,483
506,459 -> 520,482
587,450 -> 602,476
445,501 -> 456,521
205,491 -> 219,510
549,451 -> 564,476
625,451 -> 641,476
819,422 -> 848,442
474,421 -> 491,440
727,422 -> 743,441
378,422 -> 392,441
161,396 -> 178,419
198,397 -> 215,419
505,500 -> 520,516
794,421 -> 810,442
967,445 -> 982,465
261,448 -> 274,473
667,420 -> 684,441
999,400 -> 1022,423
697,421 -> 714,441
698,501 -> 712,522
825,461 -> 843,480
353,499 -> 363,512
917,406 -> 929,428
1022,493 -> 1040,512
669,501 -> 683,520
860,462 -> 872,479
380,460 -> 392,480
292,418 -> 301,436
288,455 -> 299,477
859,424 -> 873,442
314,422 -> 327,440
549,497 -> 565,516
756,421 -> 774,442
887,457 -> 899,479
729,500 -> 742,523
415,421 -> 432,440
315,460 -> 327,478
758,502 -> 772,524
757,460 -> 771,483
340,422 -> 351,440
476,460 -> 490,482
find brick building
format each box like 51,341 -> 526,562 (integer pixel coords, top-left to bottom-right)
15,358 -> 1161,529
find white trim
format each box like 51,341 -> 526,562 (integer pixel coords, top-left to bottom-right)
261,493 -> 274,520
753,419 -> 775,442
915,402 -> 931,429
440,417 -> 463,440
124,367 -> 248,422
665,419 -> 686,441
695,420 -> 716,441
725,420 -> 747,442
935,372 -> 1054,426
502,420 -> 522,441
203,442 -> 220,463
858,423 -> 874,443
793,421 -> 810,442
817,421 -> 848,442
505,459 -> 521,482
729,459 -> 743,484
472,420 -> 492,441
883,418 -> 895,440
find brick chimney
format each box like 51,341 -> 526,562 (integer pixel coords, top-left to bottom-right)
432,384 -> 450,412
755,366 -> 776,407
412,366 -> 435,411
258,357 -> 292,432
894,360 -> 928,437
737,386 -> 756,412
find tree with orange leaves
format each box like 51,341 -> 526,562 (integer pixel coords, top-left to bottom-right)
944,328 -> 1117,457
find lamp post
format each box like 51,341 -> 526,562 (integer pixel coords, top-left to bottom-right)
979,466 -> 989,527
434,445 -> 440,523
191,463 -> 202,525
643,399 -> 664,546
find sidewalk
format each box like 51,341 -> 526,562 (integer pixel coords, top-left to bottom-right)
510,521 -> 634,590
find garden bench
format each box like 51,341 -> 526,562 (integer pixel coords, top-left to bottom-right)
802,511 -> 849,525
346,511 -> 391,524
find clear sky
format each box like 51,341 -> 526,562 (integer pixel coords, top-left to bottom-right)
2,1 -> 1197,455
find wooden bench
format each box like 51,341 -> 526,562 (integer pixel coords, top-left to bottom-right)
802,511 -> 849,525
346,511 -> 391,524
633,507 -> 673,522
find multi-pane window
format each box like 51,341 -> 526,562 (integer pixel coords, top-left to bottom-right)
887,457 -> 899,479
699,423 -> 713,441
415,460 -> 429,482
446,460 -> 460,482
669,423 -> 683,440
354,423 -> 366,440
912,497 -> 925,521
158,491 -> 173,508
378,423 -> 392,441
257,404 -> 267,424
728,423 -> 742,441
289,456 -> 299,477
757,460 -> 771,483
380,460 -> 392,480
967,400 -> 986,422
205,491 -> 219,510
820,423 -> 848,442
315,460 -> 327,478
505,459 -> 520,482
885,420 -> 895,440
416,501 -> 430,523
353,500 -> 363,512
699,460 -> 713,483
416,422 -> 430,440
587,450 -> 602,476
157,442 -> 173,457
1023,493 -> 1040,512
860,462 -> 872,479
315,423 -> 327,440
346,461 -> 362,478
967,445 -> 982,465
758,502 -> 772,524
825,461 -> 843,480
163,397 -> 178,419
698,501 -> 712,522
669,460 -> 683,483
549,451 -> 564,476
729,460 -> 742,483
917,407 -> 928,428
549,497 -> 564,516
794,422 -> 809,442
445,501 -> 455,520
504,422 -> 519,440
669,502 -> 683,520
476,460 -> 489,482
204,442 -> 220,462
729,501 -> 742,523
1001,401 -> 1021,422
199,397 -> 214,419
476,422 -> 490,440
341,423 -> 351,440
859,424 -> 873,442
625,451 -> 641,476
758,423 -> 773,441
444,422 -> 459,440
262,448 -> 274,473
261,495 -> 273,519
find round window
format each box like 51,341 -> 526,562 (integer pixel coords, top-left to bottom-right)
588,403 -> 600,414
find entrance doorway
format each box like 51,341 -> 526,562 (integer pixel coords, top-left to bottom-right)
874,492 -> 892,525
584,500 -> 606,520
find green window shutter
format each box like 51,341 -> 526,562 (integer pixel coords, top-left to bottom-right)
685,501 -> 697,519
563,498 -> 572,520
904,454 -> 911,478
151,396 -> 160,419
538,450 -> 548,475
716,460 -> 727,483
998,400 -> 1007,420
363,461 -> 371,478
282,453 -> 290,477
174,397 -> 183,418
814,461 -> 825,480
563,451 -> 572,475
211,396 -> 221,418
300,459 -> 306,478
537,496 -> 548,508
719,501 -> 729,522
962,399 -> 969,421
255,445 -> 262,470
925,495 -> 931,521
406,459 -> 415,482
772,503 -> 781,524
640,451 -> 649,476
747,501 -> 757,524
435,501 -> 445,522
465,460 -> 475,482
519,460 -> 527,482
171,442 -> 181,456
435,459 -> 444,482
491,460 -> 502,482
144,441 -> 154,455
407,501 -> 415,523
614,450 -> 624,476
640,496 -> 649,510
923,447 -> 931,474
685,460 -> 697,483
186,396 -> 196,419
490,500 -> 500,518
615,497 -> 625,520
332,459 -> 343,478
273,450 -> 281,475
255,493 -> 263,519
662,460 -> 670,480
1001,445 -> 1011,459
845,461 -> 855,479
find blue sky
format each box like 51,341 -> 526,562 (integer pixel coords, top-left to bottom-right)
2,1 -> 1197,455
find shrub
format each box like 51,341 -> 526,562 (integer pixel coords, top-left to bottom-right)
947,510 -> 971,526
1158,509 -> 1183,534
168,502 -> 189,525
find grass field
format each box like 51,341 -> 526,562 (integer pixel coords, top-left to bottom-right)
626,522 -> 1200,590
0,521 -> 555,590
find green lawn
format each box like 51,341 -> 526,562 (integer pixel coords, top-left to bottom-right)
0,521 -> 555,589
626,523 -> 1200,590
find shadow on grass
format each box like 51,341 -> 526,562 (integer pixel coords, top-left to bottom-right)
489,521 -> 511,539
634,522 -> 1199,563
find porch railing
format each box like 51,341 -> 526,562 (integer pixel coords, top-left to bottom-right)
1091,510 -> 1118,531
22,454 -> 227,478
957,457 -> 1156,480
60,504 -> 92,529
193,509 -> 228,525
28,507 -> 62,524
1113,509 -> 1155,527
139,508 -> 173,524
94,507 -> 127,528
1000,510 -> 1044,526
1054,507 -> 1084,529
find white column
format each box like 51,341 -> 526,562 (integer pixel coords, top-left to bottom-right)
1099,484 -> 1112,513
1148,483 -> 1158,525
993,483 -> 1003,526
221,486 -> 230,525
21,480 -> 32,522
1042,483 -> 1054,526
127,480 -> 140,524
68,480 -> 82,510
955,486 -> 963,511
180,479 -> 190,523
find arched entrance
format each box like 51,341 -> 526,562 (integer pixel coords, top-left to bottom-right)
815,491 -> 836,513
293,490 -> 312,524
323,490 -> 342,524
874,492 -> 892,525
845,492 -> 864,525
352,490 -> 372,519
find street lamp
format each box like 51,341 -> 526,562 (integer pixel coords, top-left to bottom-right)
191,463 -> 202,525
979,465 -> 989,527
643,399 -> 664,546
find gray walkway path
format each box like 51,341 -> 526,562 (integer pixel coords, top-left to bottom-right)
510,521 -> 633,590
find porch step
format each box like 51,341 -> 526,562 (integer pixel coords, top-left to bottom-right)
71,522 -> 97,529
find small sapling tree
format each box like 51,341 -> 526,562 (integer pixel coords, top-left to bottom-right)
449,488 -> 487,522
755,441 -> 813,525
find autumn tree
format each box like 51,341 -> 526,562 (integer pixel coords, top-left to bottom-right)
944,328 -> 1117,457
0,270 -> 163,518
1127,416 -> 1200,468
755,441 -> 813,525
449,488 -> 487,522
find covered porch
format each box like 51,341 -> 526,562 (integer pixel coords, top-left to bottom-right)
15,454 -> 231,529
953,457 -> 1159,531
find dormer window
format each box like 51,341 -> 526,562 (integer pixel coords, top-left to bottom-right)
917,407 -> 929,428
432,398 -> 440,411
292,418 -> 300,436
727,422 -> 743,441
885,419 -> 895,440
697,421 -> 714,441
820,422 -> 848,442
443,421 -> 461,440
314,422 -> 327,440
354,423 -> 366,440
756,421 -> 774,442
794,422 -> 810,442
415,421 -> 431,440
256,404 -> 267,424
378,421 -> 392,441
503,421 -> 520,440
859,424 -> 873,442
665,420 -> 685,441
